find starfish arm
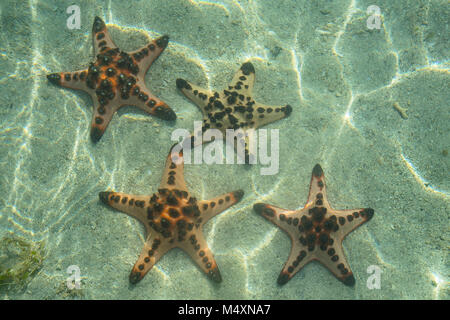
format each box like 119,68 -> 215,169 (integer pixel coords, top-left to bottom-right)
176,78 -> 211,113
125,83 -> 176,121
179,233 -> 222,283
277,247 -> 315,285
98,191 -> 150,228
129,35 -> 169,79
333,208 -> 374,238
254,204 -> 322,285
252,102 -> 292,128
306,164 -> 329,206
47,69 -> 90,91
92,16 -> 118,56
129,234 -> 172,284
315,241 -> 356,286
159,145 -> 187,191
89,99 -> 117,142
253,203 -> 298,233
228,62 -> 256,96
198,190 -> 244,223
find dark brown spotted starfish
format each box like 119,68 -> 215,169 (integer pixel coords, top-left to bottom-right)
47,16 -> 176,142
253,164 -> 374,286
99,145 -> 244,284
176,62 -> 292,163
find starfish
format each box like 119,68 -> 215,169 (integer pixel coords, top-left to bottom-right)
253,164 -> 374,286
176,62 -> 292,163
99,145 -> 244,284
47,16 -> 176,142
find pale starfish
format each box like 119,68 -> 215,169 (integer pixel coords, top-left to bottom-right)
176,62 -> 292,163
47,16 -> 175,142
254,164 -> 374,286
99,145 -> 244,284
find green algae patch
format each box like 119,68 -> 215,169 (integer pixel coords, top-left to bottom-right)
0,235 -> 46,290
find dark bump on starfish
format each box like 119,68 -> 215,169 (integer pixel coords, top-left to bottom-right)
176,78 -> 192,90
277,272 -> 289,286
227,95 -> 236,105
312,164 -> 323,178
154,202 -> 163,213
106,68 -> 116,77
129,271 -> 142,285
233,190 -> 244,202
47,73 -> 62,85
306,233 -> 316,245
208,268 -> 222,283
153,106 -> 177,121
169,208 -> 180,218
284,104 -> 292,116
98,106 -> 106,115
181,206 -> 193,216
253,203 -> 269,216
166,194 -> 178,206
156,35 -> 169,48
193,205 -> 201,217
93,16 -> 106,33
312,207 -> 325,222
98,192 -> 111,205
240,62 -> 255,76
319,233 -> 329,245
363,208 -> 374,221
343,274 -> 355,287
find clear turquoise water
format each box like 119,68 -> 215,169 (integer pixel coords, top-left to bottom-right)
0,0 -> 448,299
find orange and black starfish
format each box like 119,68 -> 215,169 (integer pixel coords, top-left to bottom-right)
99,145 -> 244,284
254,164 -> 374,286
47,16 -> 176,142
176,62 -> 292,163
